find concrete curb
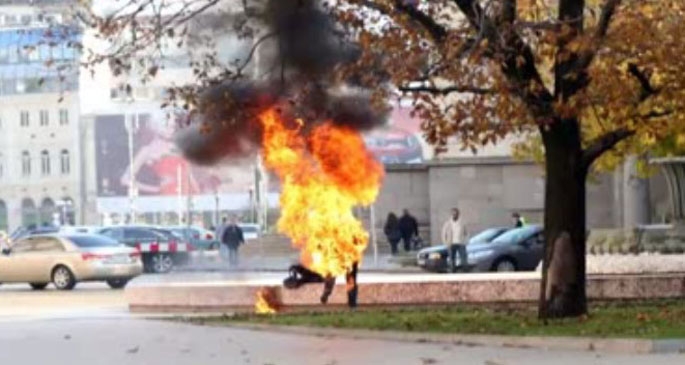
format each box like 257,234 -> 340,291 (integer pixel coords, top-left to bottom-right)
206,322 -> 685,354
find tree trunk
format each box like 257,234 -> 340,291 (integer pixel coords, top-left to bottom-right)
538,120 -> 588,319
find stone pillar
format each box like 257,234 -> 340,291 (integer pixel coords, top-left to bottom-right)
653,157 -> 685,229
622,155 -> 650,228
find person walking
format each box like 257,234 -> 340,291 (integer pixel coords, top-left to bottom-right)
442,208 -> 468,273
221,216 -> 245,267
398,209 -> 419,252
512,212 -> 526,228
383,212 -> 402,255
215,217 -> 228,256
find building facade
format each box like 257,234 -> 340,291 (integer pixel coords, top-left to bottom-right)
0,1 -> 81,232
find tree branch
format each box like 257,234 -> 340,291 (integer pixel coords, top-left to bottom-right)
582,127 -> 635,167
574,0 -> 623,72
399,84 -> 492,95
452,0 -> 555,120
391,0 -> 447,42
627,63 -> 657,102
596,0 -> 622,38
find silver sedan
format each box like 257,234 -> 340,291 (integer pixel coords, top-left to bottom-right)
0,234 -> 143,290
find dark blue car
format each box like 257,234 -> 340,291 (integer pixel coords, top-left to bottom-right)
417,225 -> 545,273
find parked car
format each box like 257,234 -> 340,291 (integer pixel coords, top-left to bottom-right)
169,226 -> 219,250
97,226 -> 193,274
417,227 -> 510,273
466,225 -> 544,272
0,234 -> 142,290
239,223 -> 261,241
10,225 -> 60,241
59,226 -> 102,235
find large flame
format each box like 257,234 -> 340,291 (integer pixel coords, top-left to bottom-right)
259,108 -> 383,278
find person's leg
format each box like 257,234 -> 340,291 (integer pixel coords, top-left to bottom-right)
346,262 -> 358,308
220,244 -> 228,263
402,236 -> 411,252
321,277 -> 335,304
449,244 -> 457,273
390,239 -> 398,255
457,244 -> 468,272
229,247 -> 237,266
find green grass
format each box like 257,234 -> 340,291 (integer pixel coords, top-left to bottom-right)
198,300 -> 685,339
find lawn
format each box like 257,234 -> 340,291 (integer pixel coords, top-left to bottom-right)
198,300 -> 685,339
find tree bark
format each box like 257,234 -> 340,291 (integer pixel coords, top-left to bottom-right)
538,119 -> 588,319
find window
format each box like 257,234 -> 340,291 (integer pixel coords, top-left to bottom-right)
4,15 -> 17,26
21,151 -> 30,176
59,109 -> 68,125
68,235 -> 120,248
100,228 -> 123,240
32,238 -> 65,253
60,150 -> 70,174
20,15 -> 31,25
39,110 -> 48,126
9,239 -> 34,253
40,150 -> 50,175
125,228 -> 158,240
20,111 -> 29,127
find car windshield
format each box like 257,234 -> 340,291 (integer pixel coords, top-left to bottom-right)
151,229 -> 177,239
492,225 -> 540,244
68,235 -> 121,248
168,229 -> 187,238
469,228 -> 506,244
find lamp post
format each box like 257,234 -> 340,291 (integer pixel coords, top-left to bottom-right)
126,110 -> 139,224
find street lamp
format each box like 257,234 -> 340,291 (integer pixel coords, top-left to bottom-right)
126,112 -> 139,224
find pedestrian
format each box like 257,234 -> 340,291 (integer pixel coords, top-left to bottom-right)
383,212 -> 402,255
0,231 -> 9,254
221,215 -> 245,267
442,208 -> 468,273
215,216 -> 228,255
398,209 -> 419,252
512,212 -> 525,228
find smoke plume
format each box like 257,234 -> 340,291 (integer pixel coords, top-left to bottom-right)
174,0 -> 389,165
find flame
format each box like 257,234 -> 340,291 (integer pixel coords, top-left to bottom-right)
259,108 -> 383,278
255,288 -> 278,314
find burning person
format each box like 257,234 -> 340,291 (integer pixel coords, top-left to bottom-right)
284,260 -> 359,308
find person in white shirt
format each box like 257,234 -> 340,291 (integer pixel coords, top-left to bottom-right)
442,208 -> 468,273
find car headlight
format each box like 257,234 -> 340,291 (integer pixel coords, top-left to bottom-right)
428,252 -> 442,260
469,250 -> 494,261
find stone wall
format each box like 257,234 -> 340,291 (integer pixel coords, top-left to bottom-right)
372,158 -> 619,245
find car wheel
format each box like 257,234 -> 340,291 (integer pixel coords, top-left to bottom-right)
492,258 -> 517,272
30,283 -> 48,290
52,266 -> 76,290
106,279 -> 128,289
151,253 -> 174,273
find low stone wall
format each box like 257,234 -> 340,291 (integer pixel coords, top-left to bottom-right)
126,272 -> 685,313
587,227 -> 685,254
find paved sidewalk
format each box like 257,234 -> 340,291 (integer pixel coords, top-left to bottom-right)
1,318 -> 683,364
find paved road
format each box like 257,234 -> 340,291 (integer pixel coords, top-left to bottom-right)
0,282 -> 128,320
1,275 -> 684,364
0,318 -> 683,365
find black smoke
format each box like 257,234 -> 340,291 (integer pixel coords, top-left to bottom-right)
174,0 -> 389,165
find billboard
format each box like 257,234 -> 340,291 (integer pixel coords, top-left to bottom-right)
94,113 -> 278,218
362,106 -> 431,164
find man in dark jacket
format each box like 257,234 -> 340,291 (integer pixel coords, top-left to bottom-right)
398,209 -> 419,252
222,216 -> 245,267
